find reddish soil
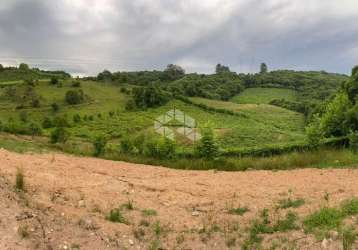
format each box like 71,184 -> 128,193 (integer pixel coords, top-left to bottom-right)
0,149 -> 357,249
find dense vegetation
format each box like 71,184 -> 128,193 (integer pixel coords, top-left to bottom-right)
307,66 -> 358,149
0,62 -> 356,170
0,63 -> 70,84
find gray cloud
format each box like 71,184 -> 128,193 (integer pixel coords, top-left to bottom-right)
0,0 -> 357,75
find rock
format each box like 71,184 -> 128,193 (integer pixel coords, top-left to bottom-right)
329,230 -> 339,240
321,238 -> 329,249
79,217 -> 97,230
192,211 -> 200,217
78,200 -> 85,208
129,239 -> 134,245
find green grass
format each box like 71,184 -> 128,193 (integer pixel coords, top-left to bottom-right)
189,97 -> 306,148
0,81 -> 306,151
277,198 -> 305,209
105,208 -> 128,224
303,207 -> 343,237
231,88 -> 297,104
228,207 -> 249,216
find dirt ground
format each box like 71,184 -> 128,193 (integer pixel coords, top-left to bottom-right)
0,149 -> 357,250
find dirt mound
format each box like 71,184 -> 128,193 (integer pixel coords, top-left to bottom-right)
0,149 -> 357,249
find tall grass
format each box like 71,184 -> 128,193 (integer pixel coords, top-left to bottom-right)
106,148 -> 358,171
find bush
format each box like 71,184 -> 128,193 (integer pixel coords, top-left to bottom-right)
65,90 -> 84,105
71,81 -> 81,87
51,103 -> 59,112
28,122 -> 42,136
125,99 -> 136,111
19,111 -> 28,123
15,169 -> 24,191
42,117 -> 53,129
50,127 -> 69,144
105,208 -> 128,224
348,131 -> 358,152
73,114 -> 81,123
31,98 -> 40,108
93,135 -> 107,156
50,77 -> 59,85
144,137 -> 176,159
303,207 -> 343,234
120,137 -> 134,153
195,127 -> 219,159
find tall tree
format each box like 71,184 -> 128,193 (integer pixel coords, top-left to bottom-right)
215,64 -> 230,74
163,64 -> 185,81
260,63 -> 268,74
19,63 -> 29,71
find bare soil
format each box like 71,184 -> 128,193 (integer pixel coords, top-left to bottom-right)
0,149 -> 357,249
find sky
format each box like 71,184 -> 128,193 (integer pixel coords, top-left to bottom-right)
0,0 -> 358,76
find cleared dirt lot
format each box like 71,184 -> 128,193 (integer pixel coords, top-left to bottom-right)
0,149 -> 357,249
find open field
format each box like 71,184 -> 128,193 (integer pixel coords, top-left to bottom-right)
0,81 -> 307,150
0,149 -> 357,249
231,88 -> 297,104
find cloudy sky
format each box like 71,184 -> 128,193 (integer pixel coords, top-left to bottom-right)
0,0 -> 358,76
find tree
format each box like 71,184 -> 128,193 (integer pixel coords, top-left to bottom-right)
0,64 -> 4,71
320,92 -> 351,137
93,135 -> 107,156
260,63 -> 268,74
65,90 -> 84,105
50,127 -> 69,143
19,63 -> 29,71
132,84 -> 169,109
215,64 -> 230,74
50,77 -> 59,85
195,127 -> 219,159
97,70 -> 113,81
162,64 -> 185,81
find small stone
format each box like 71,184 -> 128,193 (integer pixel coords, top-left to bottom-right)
78,200 -> 85,208
192,211 -> 200,216
329,230 -> 339,240
321,238 -> 329,249
129,239 -> 134,245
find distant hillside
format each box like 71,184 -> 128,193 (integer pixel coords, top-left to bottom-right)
0,66 -> 70,83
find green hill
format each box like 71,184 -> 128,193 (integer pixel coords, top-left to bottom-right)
231,88 -> 297,104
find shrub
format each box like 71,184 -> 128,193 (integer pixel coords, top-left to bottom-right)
51,103 -> 59,112
73,114 -> 81,123
31,98 -> 40,108
50,77 -> 59,85
120,137 -> 134,153
228,207 -> 249,216
144,137 -> 176,159
28,122 -> 42,136
142,209 -> 158,217
105,208 -> 128,224
42,117 -> 53,129
19,111 -> 28,123
15,169 -> 24,191
93,135 -> 107,156
348,131 -> 358,152
72,81 -> 81,87
341,198 -> 358,216
195,127 -> 219,159
277,198 -> 305,209
303,207 -> 343,234
65,90 -> 84,105
342,227 -> 357,250
50,127 -> 69,144
125,99 -> 136,111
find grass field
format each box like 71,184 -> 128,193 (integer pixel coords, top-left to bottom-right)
0,81 -> 307,151
231,87 -> 297,104
189,97 -> 306,148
